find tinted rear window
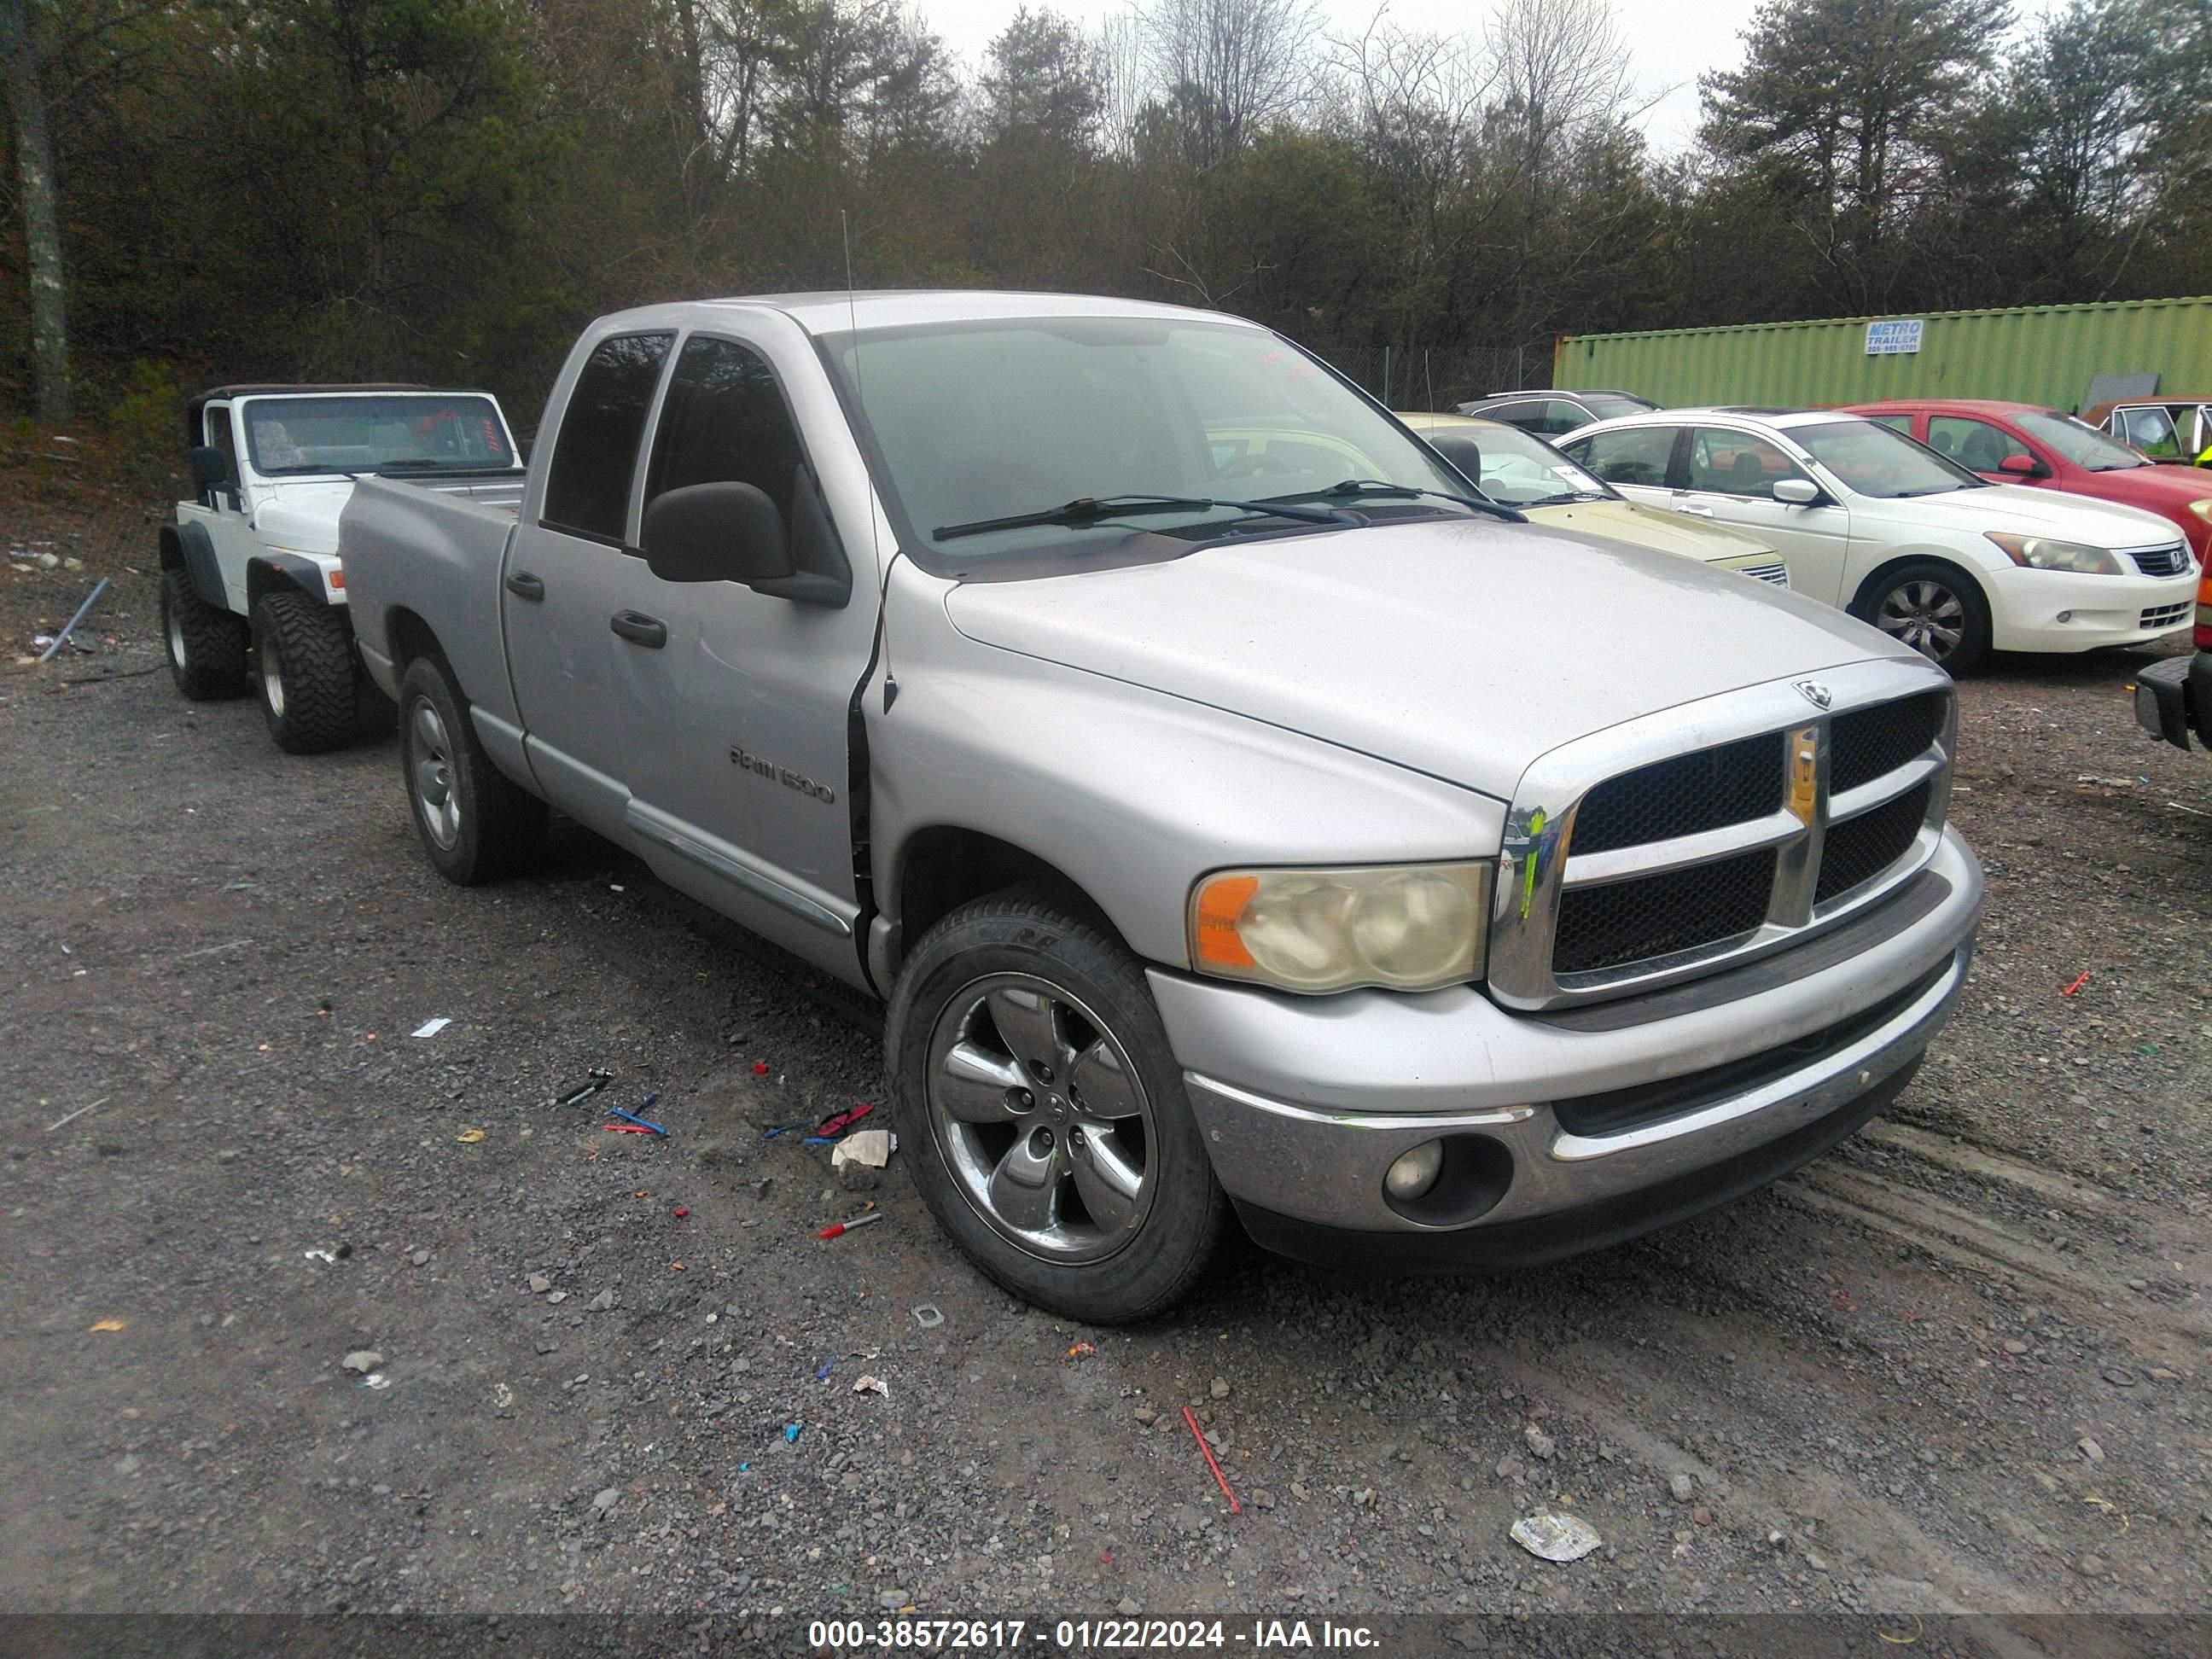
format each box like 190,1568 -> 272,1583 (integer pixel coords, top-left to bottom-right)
1580,393 -> 1656,419
542,333 -> 674,541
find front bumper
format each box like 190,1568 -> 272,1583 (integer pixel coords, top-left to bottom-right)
2133,653 -> 2207,751
1150,825 -> 1981,1268
1990,568 -> 2198,653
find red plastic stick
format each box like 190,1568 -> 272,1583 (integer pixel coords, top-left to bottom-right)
1181,1406 -> 1241,1515
2061,971 -> 2090,997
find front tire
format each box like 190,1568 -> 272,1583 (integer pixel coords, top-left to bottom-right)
160,567 -> 248,700
887,887 -> 1225,1324
1854,561 -> 1991,675
251,590 -> 358,753
397,655 -> 546,885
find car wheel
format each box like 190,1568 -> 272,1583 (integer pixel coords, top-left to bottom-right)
397,655 -> 546,885
887,886 -> 1225,1324
160,567 -> 248,700
251,590 -> 358,754
1856,561 -> 1991,675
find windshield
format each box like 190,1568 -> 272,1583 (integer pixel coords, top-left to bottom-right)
1436,423 -> 1614,506
243,395 -> 514,476
1792,418 -> 1986,498
823,317 -> 1474,558
2017,409 -> 2151,471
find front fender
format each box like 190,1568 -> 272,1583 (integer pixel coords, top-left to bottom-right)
247,552 -> 346,609
869,647 -> 1506,972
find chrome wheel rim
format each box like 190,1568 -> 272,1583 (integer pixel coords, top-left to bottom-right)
409,698 -> 462,850
166,605 -> 186,669
925,973 -> 1155,1264
1875,580 -> 1965,661
260,639 -> 285,719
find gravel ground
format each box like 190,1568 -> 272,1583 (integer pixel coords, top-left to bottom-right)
1,529 -> 2208,1633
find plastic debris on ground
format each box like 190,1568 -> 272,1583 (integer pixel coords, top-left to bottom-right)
815,1359 -> 835,1382
1181,1406 -> 1241,1513
761,1117 -> 813,1140
784,1423 -> 802,1443
363,1373 -> 391,1390
752,1062 -> 770,1075
818,1212 -> 883,1240
456,1128 -> 486,1144
552,1069 -> 614,1107
853,1375 -> 889,1397
830,1128 -> 897,1171
303,1249 -> 336,1264
2061,971 -> 2091,997
411,1017 -> 451,1039
89,1318 -> 126,1333
804,1102 -> 875,1145
1065,1342 -> 1097,1361
1510,1511 -> 1603,1563
604,1103 -> 668,1136
911,1304 -> 944,1329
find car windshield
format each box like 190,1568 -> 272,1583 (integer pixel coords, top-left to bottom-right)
822,317 -> 1475,558
2017,409 -> 2151,471
243,395 -> 515,475
1435,423 -> 1614,506
1579,392 -> 1656,419
1792,418 -> 1987,498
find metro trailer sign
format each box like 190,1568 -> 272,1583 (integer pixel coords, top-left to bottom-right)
1866,318 -> 1924,355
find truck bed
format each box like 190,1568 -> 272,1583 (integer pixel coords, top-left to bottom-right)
339,472 -> 527,737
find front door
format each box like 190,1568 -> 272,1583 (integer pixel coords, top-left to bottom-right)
623,329 -> 882,971
199,403 -> 258,609
1674,426 -> 1854,605
503,329 -> 678,839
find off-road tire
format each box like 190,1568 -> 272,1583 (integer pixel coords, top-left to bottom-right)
160,566 -> 248,700
397,655 -> 546,885
1853,560 -> 1993,676
887,885 -> 1225,1324
252,590 -> 357,754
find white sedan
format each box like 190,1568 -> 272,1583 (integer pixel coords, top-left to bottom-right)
1560,407 -> 2199,672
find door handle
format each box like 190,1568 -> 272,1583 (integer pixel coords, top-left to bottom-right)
610,610 -> 667,649
1679,505 -> 1714,516
505,571 -> 545,602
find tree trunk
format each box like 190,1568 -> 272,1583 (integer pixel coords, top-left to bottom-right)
0,0 -> 69,423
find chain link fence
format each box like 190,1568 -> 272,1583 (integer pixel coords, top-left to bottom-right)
1304,344 -> 1551,412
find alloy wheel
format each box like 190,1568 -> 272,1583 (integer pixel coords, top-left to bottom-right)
924,974 -> 1155,1263
1875,579 -> 1965,661
409,698 -> 462,849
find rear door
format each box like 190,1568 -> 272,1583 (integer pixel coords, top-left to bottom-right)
622,327 -> 879,969
1674,426 -> 1854,604
1563,423 -> 1681,509
503,329 -> 676,837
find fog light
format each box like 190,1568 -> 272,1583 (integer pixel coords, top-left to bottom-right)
1384,1140 -> 1444,1201
2057,610 -> 2073,623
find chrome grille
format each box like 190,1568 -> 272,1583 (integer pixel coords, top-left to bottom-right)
2130,543 -> 2191,578
1488,661 -> 1954,1010
1741,562 -> 1789,586
2140,601 -> 2192,631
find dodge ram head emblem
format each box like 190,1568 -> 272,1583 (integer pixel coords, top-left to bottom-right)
1794,679 -> 1833,711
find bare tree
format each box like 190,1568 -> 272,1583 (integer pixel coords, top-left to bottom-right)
1136,0 -> 1324,167
1,0 -> 68,421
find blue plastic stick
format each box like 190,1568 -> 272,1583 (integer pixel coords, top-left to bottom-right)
605,1105 -> 667,1136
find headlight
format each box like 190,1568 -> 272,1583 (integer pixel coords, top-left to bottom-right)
1985,532 -> 2122,574
2189,499 -> 2212,524
1190,863 -> 1492,993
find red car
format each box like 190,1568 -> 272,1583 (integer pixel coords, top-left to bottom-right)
1847,398 -> 2212,567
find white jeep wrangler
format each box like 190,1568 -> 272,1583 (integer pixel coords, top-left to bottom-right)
158,383 -> 527,752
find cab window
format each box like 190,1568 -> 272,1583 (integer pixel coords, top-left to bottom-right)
1684,428 -> 1811,498
204,404 -> 241,500
2119,406 -> 2182,461
1565,425 -> 1676,488
1926,416 -> 2031,473
542,332 -> 675,542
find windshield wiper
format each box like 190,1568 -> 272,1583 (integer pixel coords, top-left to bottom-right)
1269,479 -> 1528,524
934,493 -> 1350,541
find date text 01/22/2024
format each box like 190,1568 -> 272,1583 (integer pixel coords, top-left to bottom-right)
805,1619 -> 1382,1650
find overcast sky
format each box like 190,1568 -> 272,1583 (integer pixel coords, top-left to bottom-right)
913,0 -> 1769,154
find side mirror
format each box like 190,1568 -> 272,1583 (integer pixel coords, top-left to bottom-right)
641,481 -> 792,586
1426,434 -> 1484,489
1772,477 -> 1820,505
189,445 -> 230,491
1998,453 -> 2043,477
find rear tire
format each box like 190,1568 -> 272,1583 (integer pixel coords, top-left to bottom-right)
251,590 -> 357,754
160,567 -> 248,700
397,655 -> 546,884
886,885 -> 1225,1324
1853,560 -> 1991,675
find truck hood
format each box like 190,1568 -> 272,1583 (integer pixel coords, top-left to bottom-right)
1887,482 -> 2182,547
251,480 -> 354,555
943,516 -> 1908,801
1522,498 -> 1772,563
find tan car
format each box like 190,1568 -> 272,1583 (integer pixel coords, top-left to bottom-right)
1399,411 -> 1790,587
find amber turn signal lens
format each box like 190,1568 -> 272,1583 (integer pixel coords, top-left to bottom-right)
1192,875 -> 1260,969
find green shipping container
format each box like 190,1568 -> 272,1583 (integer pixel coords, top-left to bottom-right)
1555,294 -> 2212,413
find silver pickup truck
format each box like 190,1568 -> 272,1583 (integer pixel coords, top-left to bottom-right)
340,292 -> 1982,1323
